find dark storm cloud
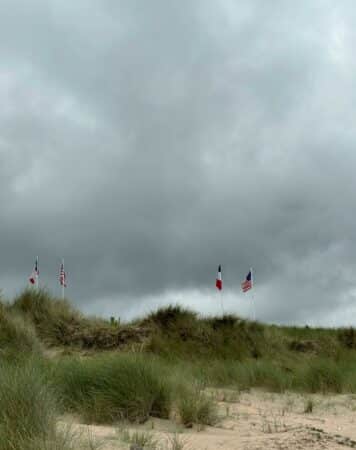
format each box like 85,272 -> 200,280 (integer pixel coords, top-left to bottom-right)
1,0 -> 356,324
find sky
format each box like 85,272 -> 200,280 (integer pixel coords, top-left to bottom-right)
1,0 -> 356,326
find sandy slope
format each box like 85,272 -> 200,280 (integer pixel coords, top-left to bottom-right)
63,390 -> 356,449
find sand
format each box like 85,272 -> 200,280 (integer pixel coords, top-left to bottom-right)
62,389 -> 356,449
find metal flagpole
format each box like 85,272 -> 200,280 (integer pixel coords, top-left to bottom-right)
250,267 -> 256,321
220,289 -> 225,316
37,256 -> 40,291
62,259 -> 65,300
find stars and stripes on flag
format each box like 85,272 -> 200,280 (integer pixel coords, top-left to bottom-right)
216,265 -> 222,290
59,262 -> 67,288
29,257 -> 39,285
241,269 -> 252,292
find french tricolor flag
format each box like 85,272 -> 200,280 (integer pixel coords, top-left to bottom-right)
29,257 -> 39,285
216,265 -> 222,290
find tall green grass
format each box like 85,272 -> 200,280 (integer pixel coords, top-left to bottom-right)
8,289 -> 356,447
0,303 -> 42,361
0,358 -> 56,449
11,288 -> 148,350
176,386 -> 217,427
145,307 -> 267,361
0,356 -> 104,450
53,353 -> 172,423
12,288 -> 85,345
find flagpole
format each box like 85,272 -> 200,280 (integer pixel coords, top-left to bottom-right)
251,267 -> 256,321
216,265 -> 225,316
62,259 -> 65,300
220,289 -> 225,316
37,256 -> 40,291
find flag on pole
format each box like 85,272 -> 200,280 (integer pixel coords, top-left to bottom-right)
29,257 -> 39,285
59,262 -> 67,288
216,265 -> 222,290
241,269 -> 253,292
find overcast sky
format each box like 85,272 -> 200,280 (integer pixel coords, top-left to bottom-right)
1,0 -> 356,325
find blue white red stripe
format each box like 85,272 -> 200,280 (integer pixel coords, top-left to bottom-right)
216,265 -> 222,290
29,257 -> 39,285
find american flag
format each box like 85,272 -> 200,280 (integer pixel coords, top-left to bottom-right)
29,257 -> 39,285
59,262 -> 67,288
241,269 -> 252,292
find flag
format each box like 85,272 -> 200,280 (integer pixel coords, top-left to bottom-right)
216,265 -> 222,290
29,257 -> 39,285
59,262 -> 67,288
241,269 -> 252,292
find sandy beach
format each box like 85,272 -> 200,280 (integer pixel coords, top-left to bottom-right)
65,389 -> 356,449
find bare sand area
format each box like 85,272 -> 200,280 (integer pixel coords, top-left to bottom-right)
63,389 -> 356,449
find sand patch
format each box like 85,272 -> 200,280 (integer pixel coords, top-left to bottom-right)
60,390 -> 356,449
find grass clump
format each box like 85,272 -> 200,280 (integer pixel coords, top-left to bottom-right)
176,386 -> 217,428
142,305 -> 198,330
117,428 -> 158,449
0,303 -> 42,361
12,288 -> 83,345
304,398 -> 314,413
54,353 -> 172,424
12,288 -> 149,350
191,359 -> 293,392
338,327 -> 356,349
302,359 -> 343,393
167,434 -> 189,450
0,358 -> 64,450
146,308 -> 266,361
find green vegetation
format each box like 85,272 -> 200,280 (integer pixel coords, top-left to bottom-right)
176,386 -> 217,427
0,301 -> 42,361
53,353 -> 172,423
2,287 -> 356,447
304,398 -> 314,413
117,427 -> 158,449
0,357 -> 98,450
11,288 -> 148,349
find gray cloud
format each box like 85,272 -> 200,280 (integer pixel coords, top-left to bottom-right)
1,1 -> 356,324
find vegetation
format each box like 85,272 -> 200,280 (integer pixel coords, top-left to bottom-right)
0,302 -> 42,361
11,288 -> 148,349
53,353 -> 172,423
0,357 -> 98,450
2,287 -> 356,447
176,386 -> 217,427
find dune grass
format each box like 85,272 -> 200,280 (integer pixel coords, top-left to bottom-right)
0,302 -> 42,361
0,357 -> 102,450
11,288 -> 149,350
176,386 -> 217,427
0,358 -> 56,449
53,353 -> 172,423
3,288 -> 356,445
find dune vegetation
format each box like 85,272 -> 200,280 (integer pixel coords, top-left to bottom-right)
1,287 -> 356,447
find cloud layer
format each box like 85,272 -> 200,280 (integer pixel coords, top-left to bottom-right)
1,1 -> 356,325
